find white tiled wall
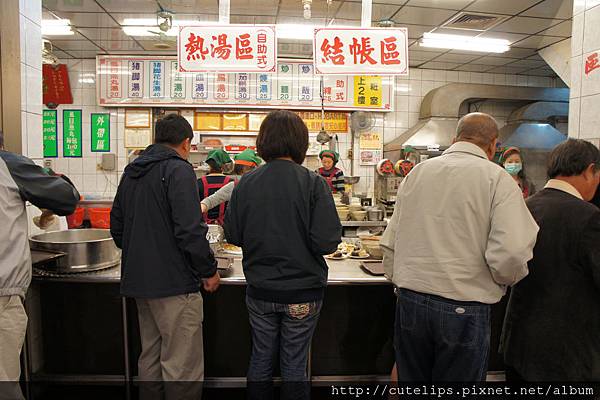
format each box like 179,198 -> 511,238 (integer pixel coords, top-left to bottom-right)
49,58 -> 558,199
570,0 -> 600,143
19,0 -> 43,160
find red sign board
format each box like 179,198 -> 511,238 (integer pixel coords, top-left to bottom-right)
42,64 -> 73,106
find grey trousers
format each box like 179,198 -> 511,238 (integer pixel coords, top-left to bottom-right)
0,295 -> 27,400
135,291 -> 205,382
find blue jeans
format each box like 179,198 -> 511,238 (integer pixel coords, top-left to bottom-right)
394,288 -> 490,382
245,295 -> 322,400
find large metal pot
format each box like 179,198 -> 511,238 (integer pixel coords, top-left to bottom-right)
30,229 -> 120,273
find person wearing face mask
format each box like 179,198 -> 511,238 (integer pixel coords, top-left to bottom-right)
500,147 -> 535,198
500,139 -> 600,382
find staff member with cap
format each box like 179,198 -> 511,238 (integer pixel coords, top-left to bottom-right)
198,149 -> 233,225
316,150 -> 345,194
200,149 -> 262,214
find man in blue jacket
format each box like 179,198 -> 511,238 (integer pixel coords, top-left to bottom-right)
110,115 -> 219,389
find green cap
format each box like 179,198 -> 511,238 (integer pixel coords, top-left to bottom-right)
206,149 -> 232,167
319,150 -> 339,163
234,149 -> 262,167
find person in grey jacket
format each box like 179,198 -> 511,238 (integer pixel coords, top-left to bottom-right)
200,149 -> 262,214
0,131 -> 80,383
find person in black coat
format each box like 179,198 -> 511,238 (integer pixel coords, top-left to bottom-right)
500,138 -> 600,381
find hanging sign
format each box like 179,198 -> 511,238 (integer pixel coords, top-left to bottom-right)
42,110 -> 58,158
42,64 -> 73,106
91,113 -> 110,152
63,109 -> 82,158
314,28 -> 409,75
97,56 -> 394,111
178,25 -> 277,73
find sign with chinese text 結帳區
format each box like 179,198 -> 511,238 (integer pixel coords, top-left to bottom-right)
178,25 -> 277,73
314,28 -> 409,75
91,113 -> 110,152
42,110 -> 58,158
63,110 -> 82,158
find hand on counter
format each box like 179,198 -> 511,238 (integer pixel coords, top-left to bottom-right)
203,272 -> 220,292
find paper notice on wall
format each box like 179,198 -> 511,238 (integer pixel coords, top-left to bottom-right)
359,131 -> 382,150
360,150 -> 382,166
124,129 -> 152,149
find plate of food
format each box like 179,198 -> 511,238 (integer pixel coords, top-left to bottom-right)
349,248 -> 370,259
325,250 -> 349,260
222,243 -> 243,256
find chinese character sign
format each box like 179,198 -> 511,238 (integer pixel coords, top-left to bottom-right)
178,26 -> 277,73
150,61 -> 165,98
91,113 -> 110,152
63,110 -> 82,158
128,61 -> 144,98
314,28 -> 408,75
108,60 -> 122,98
42,110 -> 58,158
170,61 -> 186,99
585,52 -> 600,76
354,76 -> 382,107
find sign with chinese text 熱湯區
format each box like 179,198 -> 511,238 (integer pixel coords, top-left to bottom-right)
42,64 -> 73,106
63,110 -> 82,158
91,113 -> 110,152
97,57 -> 394,112
178,25 -> 277,73
314,28 -> 409,75
42,110 -> 58,158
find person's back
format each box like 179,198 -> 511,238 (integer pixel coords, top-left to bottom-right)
501,139 -> 600,381
382,113 -> 538,383
110,115 -> 219,389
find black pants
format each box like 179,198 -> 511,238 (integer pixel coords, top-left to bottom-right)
394,289 -> 491,382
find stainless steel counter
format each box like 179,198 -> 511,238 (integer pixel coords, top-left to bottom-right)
32,256 -> 391,285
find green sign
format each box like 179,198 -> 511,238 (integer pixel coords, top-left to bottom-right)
63,109 -> 82,158
91,113 -> 110,152
42,110 -> 58,158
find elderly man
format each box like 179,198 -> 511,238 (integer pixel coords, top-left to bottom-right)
501,139 -> 600,381
381,112 -> 539,382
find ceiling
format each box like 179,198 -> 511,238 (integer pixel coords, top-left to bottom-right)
42,0 -> 573,77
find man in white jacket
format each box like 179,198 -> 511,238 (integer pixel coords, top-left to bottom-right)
381,112 -> 539,382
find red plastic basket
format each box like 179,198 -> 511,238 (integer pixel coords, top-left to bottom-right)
89,208 -> 111,229
66,207 -> 85,229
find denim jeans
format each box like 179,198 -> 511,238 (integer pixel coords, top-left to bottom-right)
394,288 -> 490,382
245,295 -> 322,400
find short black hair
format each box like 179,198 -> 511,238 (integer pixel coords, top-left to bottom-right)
206,159 -> 222,174
154,114 -> 193,145
547,139 -> 600,179
256,110 -> 308,164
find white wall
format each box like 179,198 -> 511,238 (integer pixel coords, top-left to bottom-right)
47,59 -> 559,199
569,0 -> 600,145
20,0 -> 43,159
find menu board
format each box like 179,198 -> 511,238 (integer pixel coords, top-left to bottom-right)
63,109 -> 82,158
42,110 -> 58,158
97,56 -> 394,112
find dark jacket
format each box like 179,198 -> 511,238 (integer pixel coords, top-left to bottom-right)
0,150 -> 79,298
111,144 -> 217,299
500,188 -> 600,381
224,159 -> 342,304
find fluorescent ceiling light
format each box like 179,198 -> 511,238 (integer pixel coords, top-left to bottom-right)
420,32 -> 509,53
42,19 -> 74,36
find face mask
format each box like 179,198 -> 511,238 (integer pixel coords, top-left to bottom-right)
504,163 -> 522,176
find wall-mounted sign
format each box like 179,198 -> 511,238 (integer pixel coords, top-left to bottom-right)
91,113 -> 110,152
97,56 -> 394,112
585,52 -> 600,76
42,64 -> 73,106
125,109 -> 151,128
63,109 -> 82,158
42,110 -> 58,158
296,111 -> 348,133
177,25 -> 277,73
359,131 -> 383,150
124,129 -> 152,149
314,28 -> 409,75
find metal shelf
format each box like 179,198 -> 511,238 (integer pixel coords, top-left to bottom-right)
341,221 -> 387,227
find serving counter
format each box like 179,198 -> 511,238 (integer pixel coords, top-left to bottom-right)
24,256 -> 507,391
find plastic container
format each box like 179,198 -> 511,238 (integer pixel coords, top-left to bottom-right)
66,207 -> 85,229
89,208 -> 111,229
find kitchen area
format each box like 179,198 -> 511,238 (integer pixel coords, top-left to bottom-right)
0,0 -> 596,398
